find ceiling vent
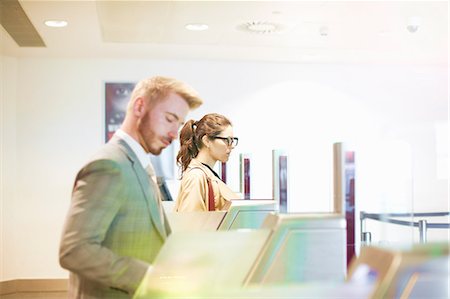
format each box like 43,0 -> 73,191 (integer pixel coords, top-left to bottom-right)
237,21 -> 283,34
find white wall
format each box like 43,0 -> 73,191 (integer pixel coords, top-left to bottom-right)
1,56 -> 448,280
1,55 -> 18,281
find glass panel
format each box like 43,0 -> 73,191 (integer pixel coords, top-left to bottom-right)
356,140 -> 414,251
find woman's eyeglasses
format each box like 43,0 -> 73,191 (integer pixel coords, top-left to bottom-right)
212,136 -> 239,147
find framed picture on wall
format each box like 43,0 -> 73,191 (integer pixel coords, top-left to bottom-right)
104,82 -> 135,142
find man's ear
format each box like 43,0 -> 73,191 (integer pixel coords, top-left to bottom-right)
132,97 -> 145,117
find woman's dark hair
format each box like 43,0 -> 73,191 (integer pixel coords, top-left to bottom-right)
177,113 -> 232,173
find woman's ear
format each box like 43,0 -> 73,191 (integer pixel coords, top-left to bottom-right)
201,135 -> 210,149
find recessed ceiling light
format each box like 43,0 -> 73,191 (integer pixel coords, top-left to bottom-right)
185,23 -> 209,31
44,20 -> 68,28
378,30 -> 392,37
302,54 -> 320,61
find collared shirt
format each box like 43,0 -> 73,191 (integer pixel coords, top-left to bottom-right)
114,129 -> 151,170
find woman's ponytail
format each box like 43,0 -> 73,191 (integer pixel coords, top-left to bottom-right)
176,119 -> 198,172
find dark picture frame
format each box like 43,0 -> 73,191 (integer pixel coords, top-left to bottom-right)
104,82 -> 135,142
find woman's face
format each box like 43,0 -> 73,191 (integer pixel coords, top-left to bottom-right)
208,125 -> 236,163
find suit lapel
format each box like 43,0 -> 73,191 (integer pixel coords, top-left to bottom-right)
133,163 -> 167,240
113,137 -> 167,240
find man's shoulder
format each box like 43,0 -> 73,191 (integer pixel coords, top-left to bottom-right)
91,141 -> 125,159
82,141 -> 132,170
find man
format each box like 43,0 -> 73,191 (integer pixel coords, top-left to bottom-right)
59,76 -> 203,298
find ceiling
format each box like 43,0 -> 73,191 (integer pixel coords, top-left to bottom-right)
0,0 -> 448,64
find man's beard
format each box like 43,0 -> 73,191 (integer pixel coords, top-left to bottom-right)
137,114 -> 162,155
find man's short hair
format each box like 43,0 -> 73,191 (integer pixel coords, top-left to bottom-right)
127,76 -> 203,111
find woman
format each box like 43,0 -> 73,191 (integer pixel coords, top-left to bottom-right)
175,113 -> 239,211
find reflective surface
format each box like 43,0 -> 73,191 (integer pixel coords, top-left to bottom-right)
218,200 -> 278,230
166,211 -> 226,232
136,229 -> 272,297
246,213 -> 347,284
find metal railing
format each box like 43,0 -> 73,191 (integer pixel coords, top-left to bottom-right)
360,211 -> 450,244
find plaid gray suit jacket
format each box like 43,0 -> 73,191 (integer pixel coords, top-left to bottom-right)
59,136 -> 171,299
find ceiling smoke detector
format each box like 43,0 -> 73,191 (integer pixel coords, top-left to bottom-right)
238,21 -> 283,34
406,16 -> 421,33
319,26 -> 329,36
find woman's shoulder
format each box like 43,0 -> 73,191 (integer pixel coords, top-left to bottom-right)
186,167 -> 208,177
185,160 -> 211,177
180,166 -> 209,191
183,165 -> 209,182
